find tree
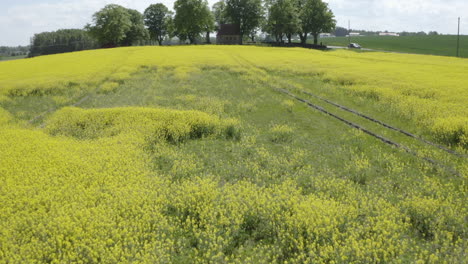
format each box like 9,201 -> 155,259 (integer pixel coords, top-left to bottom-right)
29,29 -> 97,57
299,0 -> 335,45
212,1 -> 228,30
144,4 -> 173,45
265,0 -> 299,43
334,26 -> 348,37
203,9 -> 216,44
174,0 -> 214,44
86,4 -> 132,47
121,8 -> 150,46
225,0 -> 264,44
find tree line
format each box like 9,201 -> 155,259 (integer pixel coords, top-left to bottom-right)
0,46 -> 29,57
29,29 -> 98,57
29,0 -> 336,56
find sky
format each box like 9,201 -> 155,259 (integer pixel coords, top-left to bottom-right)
0,0 -> 467,46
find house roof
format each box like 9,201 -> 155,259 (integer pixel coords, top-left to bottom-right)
217,24 -> 241,36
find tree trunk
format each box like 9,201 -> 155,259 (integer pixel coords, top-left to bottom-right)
206,32 -> 211,44
287,33 -> 292,44
299,33 -> 308,45
313,34 -> 318,45
250,34 -> 255,42
188,34 -> 195,44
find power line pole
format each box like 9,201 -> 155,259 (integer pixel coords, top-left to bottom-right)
456,17 -> 460,57
348,20 -> 351,45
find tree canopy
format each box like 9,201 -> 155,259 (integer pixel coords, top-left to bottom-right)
304,0 -> 336,45
265,0 -> 300,43
86,4 -> 148,47
174,0 -> 214,44
27,0 -> 338,52
29,29 -> 97,57
144,4 -> 173,45
212,1 -> 228,27
225,0 -> 264,43
121,8 -> 149,46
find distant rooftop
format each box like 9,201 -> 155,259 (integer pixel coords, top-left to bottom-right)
217,24 -> 241,36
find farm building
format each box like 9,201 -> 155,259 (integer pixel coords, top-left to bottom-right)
217,24 -> 241,45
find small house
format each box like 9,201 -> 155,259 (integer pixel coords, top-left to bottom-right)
217,24 -> 241,45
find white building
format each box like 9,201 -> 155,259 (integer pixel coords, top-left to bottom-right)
319,33 -> 334,38
379,32 -> 400,37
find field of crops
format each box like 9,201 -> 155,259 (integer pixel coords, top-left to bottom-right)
320,35 -> 468,58
0,46 -> 466,263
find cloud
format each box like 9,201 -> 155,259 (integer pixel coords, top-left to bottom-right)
0,0 -> 176,46
326,0 -> 467,34
1,0 -> 467,46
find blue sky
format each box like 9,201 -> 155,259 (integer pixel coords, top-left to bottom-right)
1,0 -> 467,46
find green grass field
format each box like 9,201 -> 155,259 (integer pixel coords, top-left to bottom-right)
320,35 -> 468,57
0,46 -> 466,263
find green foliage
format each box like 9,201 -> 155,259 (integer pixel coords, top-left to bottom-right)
86,4 -> 132,47
86,4 -> 148,47
300,0 -> 336,45
0,45 -> 29,58
225,0 -> 264,40
265,0 -> 300,43
121,9 -> 150,46
212,0 -> 228,28
173,0 -> 214,44
144,4 -> 173,45
29,29 -> 97,57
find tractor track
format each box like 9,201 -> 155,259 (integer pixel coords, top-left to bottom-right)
299,90 -> 466,158
229,54 -> 465,172
278,88 -> 461,177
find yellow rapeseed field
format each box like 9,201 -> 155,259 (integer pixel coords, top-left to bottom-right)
1,46 -> 467,146
0,46 -> 466,263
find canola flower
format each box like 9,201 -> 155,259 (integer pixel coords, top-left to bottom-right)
0,46 -> 466,263
0,46 -> 466,146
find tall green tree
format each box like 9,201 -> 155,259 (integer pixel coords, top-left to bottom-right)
86,4 -> 132,47
212,1 -> 227,29
174,0 -> 214,44
86,4 -> 149,47
203,9 -> 216,44
225,0 -> 264,44
121,8 -> 150,46
299,0 -> 336,45
265,0 -> 299,43
144,4 -> 173,45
